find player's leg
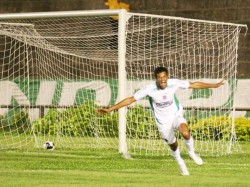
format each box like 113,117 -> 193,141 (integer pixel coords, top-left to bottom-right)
158,125 -> 189,175
179,123 -> 203,165
169,140 -> 189,176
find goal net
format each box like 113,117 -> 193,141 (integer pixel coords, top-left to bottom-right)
0,10 -> 247,156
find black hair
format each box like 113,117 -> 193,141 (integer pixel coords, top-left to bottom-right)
154,67 -> 168,77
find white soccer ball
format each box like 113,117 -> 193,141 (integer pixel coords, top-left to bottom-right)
43,141 -> 55,150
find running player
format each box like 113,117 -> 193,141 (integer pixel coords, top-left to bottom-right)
96,66 -> 224,175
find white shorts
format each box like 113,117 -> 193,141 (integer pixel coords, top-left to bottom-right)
157,114 -> 187,145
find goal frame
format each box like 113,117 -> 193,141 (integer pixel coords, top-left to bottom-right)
0,9 -> 247,156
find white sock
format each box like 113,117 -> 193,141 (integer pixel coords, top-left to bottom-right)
172,147 -> 183,164
184,136 -> 194,153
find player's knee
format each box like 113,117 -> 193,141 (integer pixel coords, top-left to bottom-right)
179,123 -> 190,139
181,130 -> 190,140
179,128 -> 190,139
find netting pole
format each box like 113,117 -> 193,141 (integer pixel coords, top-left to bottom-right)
24,37 -> 39,148
118,9 -> 128,155
227,27 -> 241,154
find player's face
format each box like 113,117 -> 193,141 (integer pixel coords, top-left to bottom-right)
156,71 -> 168,89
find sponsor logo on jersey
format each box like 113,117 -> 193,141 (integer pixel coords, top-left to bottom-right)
155,100 -> 173,108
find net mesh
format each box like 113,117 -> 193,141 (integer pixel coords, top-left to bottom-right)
0,11 -> 245,156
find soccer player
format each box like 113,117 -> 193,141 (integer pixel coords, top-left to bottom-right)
96,67 -> 224,175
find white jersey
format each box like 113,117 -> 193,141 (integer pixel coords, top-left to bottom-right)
133,79 -> 190,125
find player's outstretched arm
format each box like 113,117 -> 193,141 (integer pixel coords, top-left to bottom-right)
189,80 -> 224,89
96,96 -> 136,114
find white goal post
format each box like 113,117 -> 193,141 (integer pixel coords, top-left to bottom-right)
0,9 -> 247,156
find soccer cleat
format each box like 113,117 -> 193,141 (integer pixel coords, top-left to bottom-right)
178,160 -> 190,176
188,151 -> 203,165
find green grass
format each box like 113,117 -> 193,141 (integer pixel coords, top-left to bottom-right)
0,142 -> 249,187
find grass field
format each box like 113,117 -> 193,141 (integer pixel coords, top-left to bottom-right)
0,142 -> 249,187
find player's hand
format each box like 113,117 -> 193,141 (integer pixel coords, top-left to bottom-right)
214,80 -> 224,88
96,108 -> 110,114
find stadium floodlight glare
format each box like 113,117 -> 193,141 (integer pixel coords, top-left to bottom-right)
0,9 -> 247,156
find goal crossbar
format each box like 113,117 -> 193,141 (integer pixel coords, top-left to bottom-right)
0,10 -> 247,29
0,10 -> 122,19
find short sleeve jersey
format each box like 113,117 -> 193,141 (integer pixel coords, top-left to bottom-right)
133,79 -> 190,125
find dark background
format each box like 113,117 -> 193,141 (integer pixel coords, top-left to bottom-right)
0,0 -> 249,78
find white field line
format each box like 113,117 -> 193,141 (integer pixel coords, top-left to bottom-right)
207,162 -> 250,167
6,151 -> 250,167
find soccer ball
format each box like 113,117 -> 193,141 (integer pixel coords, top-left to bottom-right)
43,141 -> 55,150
